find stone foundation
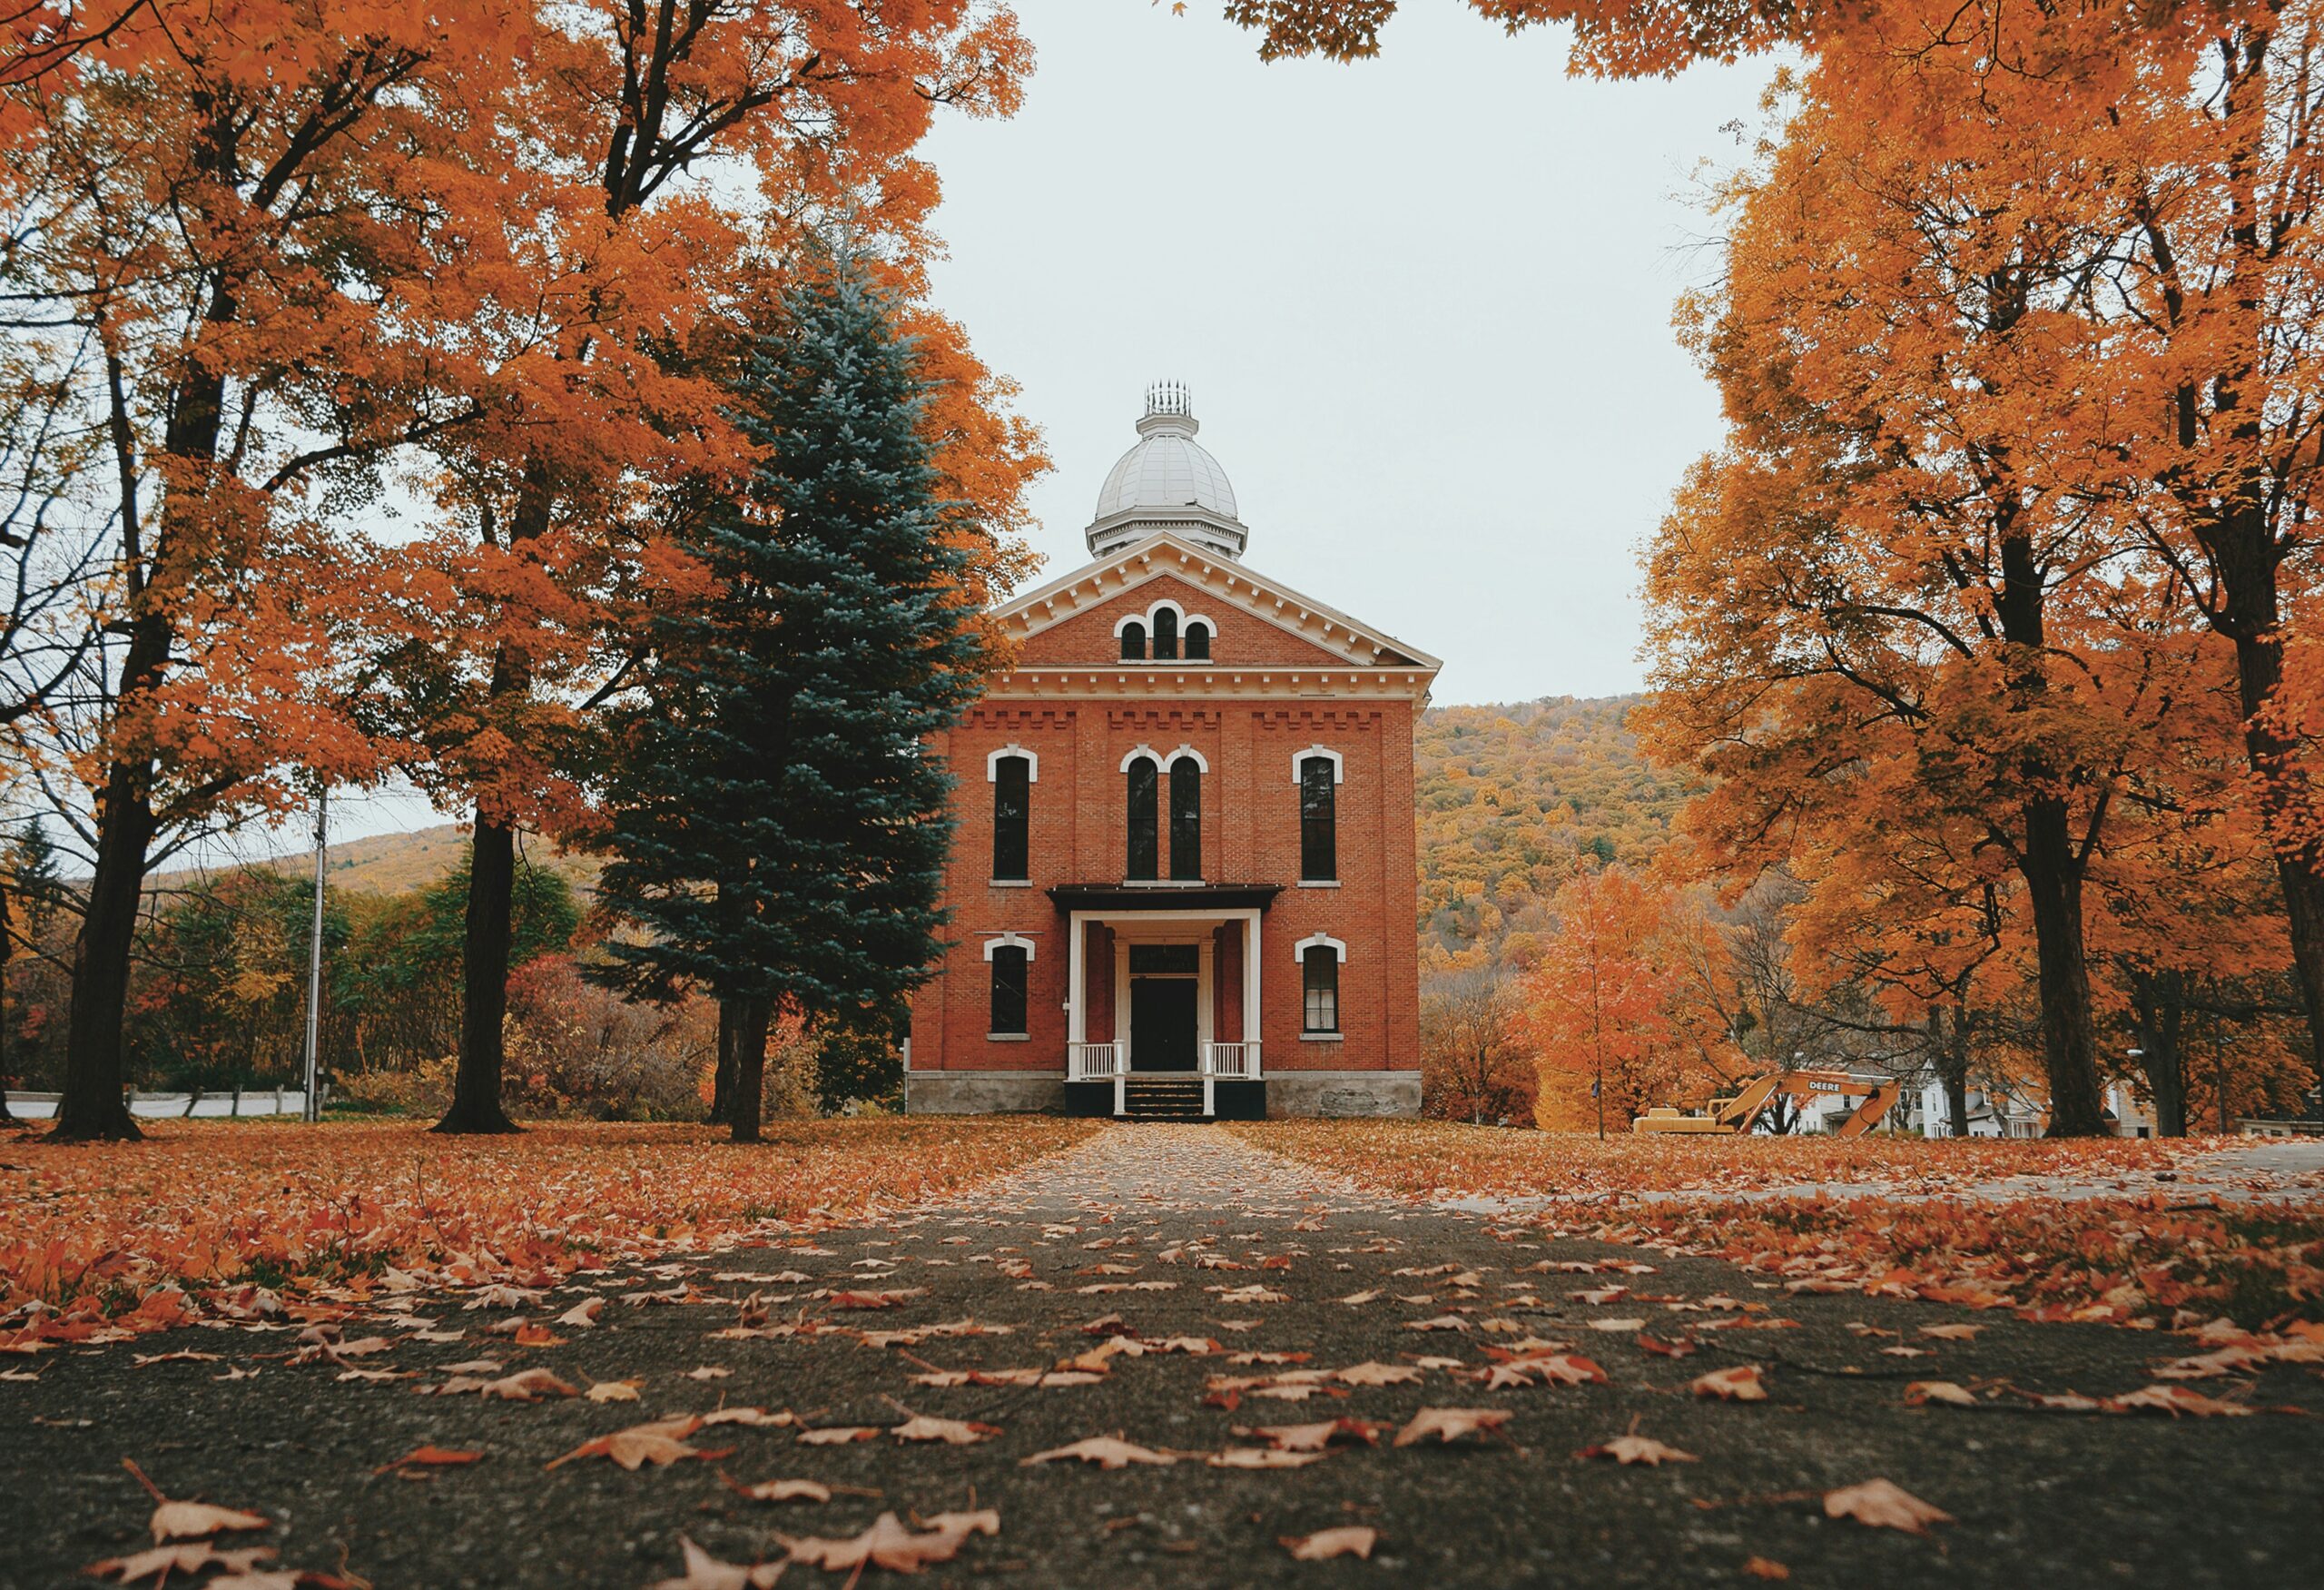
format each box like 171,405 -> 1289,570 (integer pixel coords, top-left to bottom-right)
903,1071 -> 1067,1115
1265,1071 -> 1422,1119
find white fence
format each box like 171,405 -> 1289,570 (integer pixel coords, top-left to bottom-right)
6,1089 -> 313,1121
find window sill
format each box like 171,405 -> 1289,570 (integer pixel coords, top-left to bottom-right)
1116,659 -> 1214,667
1296,879 -> 1341,889
1299,1031 -> 1344,1043
1119,878 -> 1206,888
987,1032 -> 1030,1043
988,878 -> 1033,888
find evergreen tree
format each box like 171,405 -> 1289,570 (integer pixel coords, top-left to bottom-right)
596,248 -> 985,1141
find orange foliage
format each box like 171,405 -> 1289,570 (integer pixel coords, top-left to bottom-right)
0,1118 -> 1093,1331
1519,867 -> 1682,1132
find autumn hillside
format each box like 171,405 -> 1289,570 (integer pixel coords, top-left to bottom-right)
1416,696 -> 1692,967
150,825 -> 599,899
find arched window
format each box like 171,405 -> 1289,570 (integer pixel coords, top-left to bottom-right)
989,943 -> 1029,1035
1184,620 -> 1212,660
1298,754 -> 1337,882
1125,755 -> 1159,880
1152,606 -> 1179,660
1119,620 -> 1147,662
1302,944 -> 1341,1033
991,754 -> 1030,881
1169,757 -> 1202,880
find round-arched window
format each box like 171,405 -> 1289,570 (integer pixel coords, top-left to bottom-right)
1119,620 -> 1147,662
1184,620 -> 1211,660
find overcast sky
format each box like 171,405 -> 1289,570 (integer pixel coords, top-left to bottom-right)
921,1 -> 1773,706
217,3 -> 1773,858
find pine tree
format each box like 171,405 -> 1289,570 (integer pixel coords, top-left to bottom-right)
596,248 -> 985,1141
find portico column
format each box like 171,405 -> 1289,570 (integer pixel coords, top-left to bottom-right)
1243,911 -> 1260,1049
1068,912 -> 1086,1051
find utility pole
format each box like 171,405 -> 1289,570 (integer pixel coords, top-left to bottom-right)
302,786 -> 328,1123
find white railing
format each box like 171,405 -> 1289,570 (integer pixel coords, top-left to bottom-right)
1202,1042 -> 1262,1079
1068,1042 -> 1125,1081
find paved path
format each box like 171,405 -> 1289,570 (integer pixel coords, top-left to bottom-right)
8,1128 -> 2321,1587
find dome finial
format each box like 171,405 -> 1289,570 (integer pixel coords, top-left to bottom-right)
1086,378 -> 1246,561
1145,378 -> 1192,420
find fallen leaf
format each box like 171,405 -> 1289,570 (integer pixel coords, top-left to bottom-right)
796,1427 -> 880,1446
1918,1323 -> 1983,1341
776,1508 -> 997,1572
645,1536 -> 784,1590
682,1367 -> 732,1382
84,1546 -> 276,1585
586,1379 -> 644,1403
1904,1380 -> 1978,1408
1691,1366 -> 1767,1402
1281,1526 -> 1376,1561
1588,1317 -> 1649,1333
2110,1384 -> 2253,1417
1742,1555 -> 1791,1580
547,1426 -> 731,1471
148,1501 -> 271,1546
891,1415 -> 1000,1445
1578,1435 -> 1697,1466
1209,1447 -> 1328,1468
557,1298 -> 606,1328
1391,1407 -> 1511,1447
1333,1360 -> 1423,1387
1021,1436 -> 1178,1469
1824,1478 -> 1954,1535
727,1477 -> 832,1504
375,1446 -> 482,1474
478,1368 -> 576,1402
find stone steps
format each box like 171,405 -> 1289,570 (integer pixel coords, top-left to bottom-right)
1118,1076 -> 1208,1122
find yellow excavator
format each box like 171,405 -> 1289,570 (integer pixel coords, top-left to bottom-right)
1631,1069 -> 1903,1138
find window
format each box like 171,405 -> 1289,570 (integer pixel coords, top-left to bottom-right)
1184,620 -> 1211,660
1299,755 -> 1336,882
1152,607 -> 1179,660
989,944 -> 1029,1035
1169,758 -> 1201,880
1126,755 -> 1159,880
1302,945 -> 1340,1033
1119,620 -> 1147,662
991,755 -> 1029,881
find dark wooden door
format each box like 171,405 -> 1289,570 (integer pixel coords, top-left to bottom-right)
1128,979 -> 1198,1071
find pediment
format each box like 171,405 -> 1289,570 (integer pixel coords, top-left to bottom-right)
994,533 -> 1441,675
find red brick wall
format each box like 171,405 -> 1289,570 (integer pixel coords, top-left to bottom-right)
908,687 -> 1423,1086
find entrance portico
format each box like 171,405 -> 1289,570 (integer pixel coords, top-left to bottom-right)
1055,887 -> 1275,1118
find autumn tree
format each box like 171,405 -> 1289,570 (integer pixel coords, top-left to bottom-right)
1420,963 -> 1537,1124
368,0 -> 1037,1134
1520,866 -> 1677,1135
0,1 -> 557,1139
595,251 -> 984,1142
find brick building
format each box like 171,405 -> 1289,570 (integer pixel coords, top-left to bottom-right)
903,381 -> 1439,1119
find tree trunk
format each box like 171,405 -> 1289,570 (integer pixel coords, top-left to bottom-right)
709,999 -> 738,1126
1930,1003 -> 1971,1138
2128,968 -> 2190,1138
2224,630 -> 2324,1091
434,817 -> 521,1133
732,997 -> 768,1144
2021,795 -> 2109,1136
54,764 -> 156,1141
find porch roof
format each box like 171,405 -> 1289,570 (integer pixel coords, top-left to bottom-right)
1047,884 -> 1283,914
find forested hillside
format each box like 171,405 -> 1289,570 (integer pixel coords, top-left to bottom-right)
1414,696 -> 1690,968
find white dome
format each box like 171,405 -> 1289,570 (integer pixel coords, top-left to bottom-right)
1085,380 -> 1248,559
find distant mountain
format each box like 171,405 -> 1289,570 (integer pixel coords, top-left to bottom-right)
153,825 -> 597,898
1414,696 -> 1692,964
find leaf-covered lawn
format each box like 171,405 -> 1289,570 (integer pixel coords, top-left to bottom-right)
1236,1121 -> 2324,1328
0,1118 -> 1097,1337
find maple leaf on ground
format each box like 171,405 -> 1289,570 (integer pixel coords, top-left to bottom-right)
557,1298 -> 606,1328
1250,1417 -> 1388,1452
1021,1436 -> 1178,1469
726,1476 -> 832,1504
547,1421 -> 734,1471
1918,1323 -> 1982,1341
1824,1479 -> 1954,1534
587,1379 -> 644,1403
85,1545 -> 276,1585
1403,1314 -> 1472,1333
1903,1381 -> 1979,1408
1743,1555 -> 1791,1580
1691,1366 -> 1768,1402
374,1446 -> 481,1475
1209,1447 -> 1328,1468
1588,1318 -> 1649,1333
1281,1526 -> 1377,1561
890,1416 -> 1000,1445
478,1368 -> 576,1402
777,1509 -> 998,1572
828,1289 -> 926,1310
700,1407 -> 793,1428
1392,1407 -> 1512,1447
1579,1435 -> 1697,1466
1334,1360 -> 1423,1387
646,1536 -> 784,1590
124,1464 -> 271,1546
797,1427 -> 881,1446
2110,1385 -> 2253,1417
1638,1333 -> 1697,1358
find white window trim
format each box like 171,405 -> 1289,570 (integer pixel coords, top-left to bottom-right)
1294,745 -> 1344,785
1294,932 -> 1347,963
986,744 -> 1038,782
1120,743 -> 1161,773
1144,597 -> 1187,629
1166,743 -> 1209,773
1112,613 -> 1150,638
982,932 -> 1038,962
